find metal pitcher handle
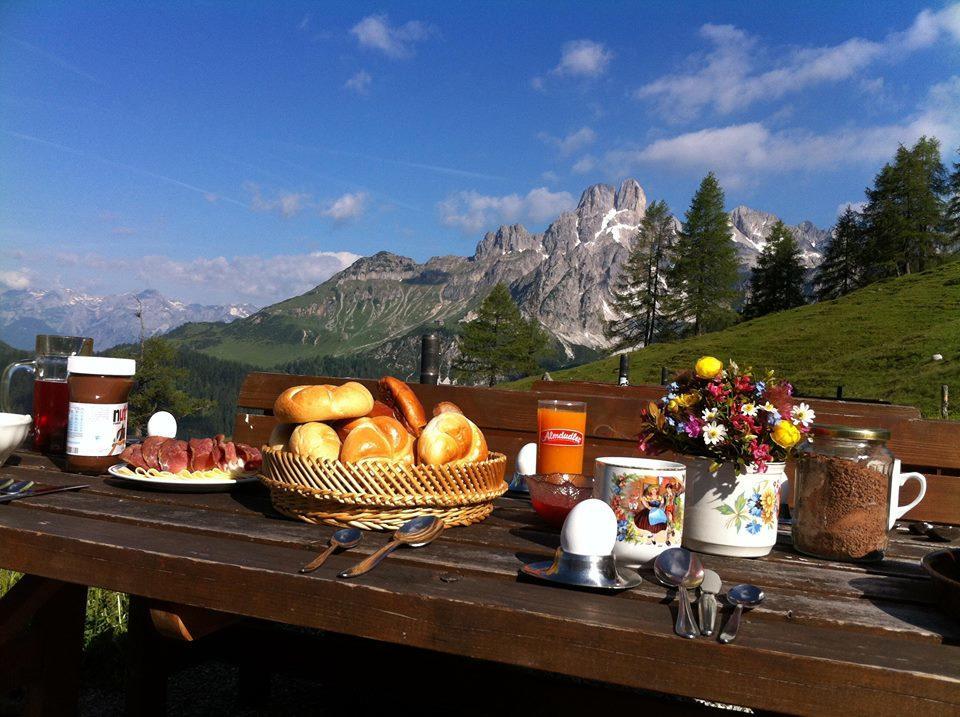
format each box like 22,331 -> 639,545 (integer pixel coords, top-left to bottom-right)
0,359 -> 35,413
888,459 -> 928,529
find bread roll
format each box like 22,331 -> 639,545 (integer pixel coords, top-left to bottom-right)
417,413 -> 488,465
432,401 -> 463,417
330,401 -> 395,440
379,377 -> 427,437
339,416 -> 415,465
288,422 -> 341,461
274,382 -> 374,423
266,422 -> 297,451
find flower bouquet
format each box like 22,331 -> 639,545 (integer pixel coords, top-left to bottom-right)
637,356 -> 815,557
638,356 -> 814,474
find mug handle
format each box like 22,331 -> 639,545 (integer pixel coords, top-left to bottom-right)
0,360 -> 36,413
888,459 -> 928,529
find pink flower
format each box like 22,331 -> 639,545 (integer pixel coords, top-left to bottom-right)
685,417 -> 703,438
707,381 -> 729,400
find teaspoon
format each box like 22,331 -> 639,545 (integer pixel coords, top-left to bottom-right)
338,516 -> 444,579
299,528 -> 362,574
718,584 -> 764,644
654,548 -> 705,639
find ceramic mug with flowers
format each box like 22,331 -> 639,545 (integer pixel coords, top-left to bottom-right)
637,357 -> 814,557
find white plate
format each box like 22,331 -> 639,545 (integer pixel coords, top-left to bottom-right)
107,463 -> 259,493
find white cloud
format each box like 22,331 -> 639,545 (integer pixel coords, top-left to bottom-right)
344,70 -> 372,95
244,182 -> 311,218
439,187 -> 575,233
0,269 -> 31,290
9,251 -> 361,304
540,170 -> 559,183
322,192 -> 367,221
610,76 -> 960,187
538,126 -> 596,155
350,14 -> 435,59
552,39 -> 613,78
571,155 -> 596,174
634,4 -> 960,120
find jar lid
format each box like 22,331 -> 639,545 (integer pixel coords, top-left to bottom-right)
67,356 -> 136,377
811,423 -> 889,441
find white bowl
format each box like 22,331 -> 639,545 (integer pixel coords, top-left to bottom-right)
0,413 -> 32,465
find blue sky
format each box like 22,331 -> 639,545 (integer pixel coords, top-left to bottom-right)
1,1 -> 958,305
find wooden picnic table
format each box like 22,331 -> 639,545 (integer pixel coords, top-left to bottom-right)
0,450 -> 958,716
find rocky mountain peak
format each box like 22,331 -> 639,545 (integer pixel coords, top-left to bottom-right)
337,251 -> 418,283
474,224 -> 540,259
576,183 -> 616,217
614,178 -> 646,214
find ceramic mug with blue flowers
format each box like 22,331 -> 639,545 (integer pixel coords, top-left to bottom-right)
594,457 -> 687,567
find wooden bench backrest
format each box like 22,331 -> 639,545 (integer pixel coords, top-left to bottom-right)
235,373 -> 959,524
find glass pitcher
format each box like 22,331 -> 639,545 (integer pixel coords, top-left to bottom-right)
1,334 -> 94,453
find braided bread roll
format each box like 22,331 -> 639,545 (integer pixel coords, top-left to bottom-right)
417,412 -> 488,465
274,381 -> 374,423
339,416 -> 415,465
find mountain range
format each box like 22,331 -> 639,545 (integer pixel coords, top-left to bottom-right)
164,178 -> 830,376
0,288 -> 254,350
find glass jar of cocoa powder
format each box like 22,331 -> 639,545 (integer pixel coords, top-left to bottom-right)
792,425 -> 894,562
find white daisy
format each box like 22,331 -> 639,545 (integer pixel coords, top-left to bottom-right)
741,402 -> 758,417
791,402 -> 816,427
701,407 -> 719,421
702,421 -> 727,446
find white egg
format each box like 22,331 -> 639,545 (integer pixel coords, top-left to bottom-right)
147,411 -> 178,439
515,442 -> 537,475
560,498 -> 618,556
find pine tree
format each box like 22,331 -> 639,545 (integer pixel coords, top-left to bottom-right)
814,207 -> 865,301
453,283 -> 549,386
605,199 -> 675,348
862,136 -> 949,278
743,220 -> 807,318
664,173 -> 742,335
114,337 -> 214,437
946,145 -> 960,253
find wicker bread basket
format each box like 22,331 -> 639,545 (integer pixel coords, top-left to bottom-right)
259,447 -> 508,530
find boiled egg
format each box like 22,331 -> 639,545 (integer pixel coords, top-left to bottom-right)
147,411 -> 177,439
560,498 -> 618,556
515,442 -> 537,475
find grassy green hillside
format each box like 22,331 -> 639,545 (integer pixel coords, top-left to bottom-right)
509,260 -> 960,419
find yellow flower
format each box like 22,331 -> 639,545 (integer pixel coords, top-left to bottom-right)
772,420 -> 801,448
678,391 -> 701,408
667,398 -> 680,412
695,356 -> 724,379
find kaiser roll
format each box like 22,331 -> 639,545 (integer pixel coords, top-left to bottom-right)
417,412 -> 488,465
339,416 -> 415,465
330,400 -> 395,441
378,376 -> 427,437
274,381 -> 374,423
287,422 -> 341,461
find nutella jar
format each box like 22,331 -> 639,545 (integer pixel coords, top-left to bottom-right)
66,356 -> 135,474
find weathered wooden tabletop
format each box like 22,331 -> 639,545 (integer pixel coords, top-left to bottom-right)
1,451 -> 958,716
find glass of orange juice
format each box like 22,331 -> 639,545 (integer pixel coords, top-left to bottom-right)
537,400 -> 587,474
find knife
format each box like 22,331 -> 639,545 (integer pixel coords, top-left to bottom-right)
0,484 -> 89,504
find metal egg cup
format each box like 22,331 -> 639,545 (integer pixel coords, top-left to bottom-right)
521,547 -> 643,591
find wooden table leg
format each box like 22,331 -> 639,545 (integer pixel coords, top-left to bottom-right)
125,596 -> 169,717
0,574 -> 88,717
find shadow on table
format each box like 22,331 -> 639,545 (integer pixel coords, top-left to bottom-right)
848,574 -> 960,646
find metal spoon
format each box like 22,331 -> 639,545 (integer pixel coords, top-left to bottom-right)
718,584 -> 764,644
299,528 -> 363,574
698,569 -> 722,637
338,516 -> 444,579
654,548 -> 704,639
